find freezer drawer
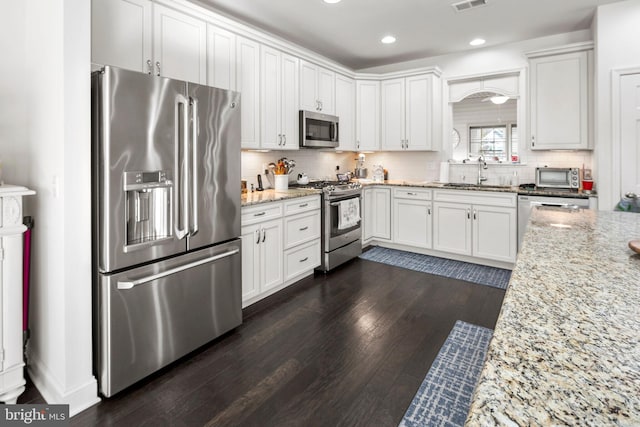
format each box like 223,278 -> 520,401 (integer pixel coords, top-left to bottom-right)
96,240 -> 242,397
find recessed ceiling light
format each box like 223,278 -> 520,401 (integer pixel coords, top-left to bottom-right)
323,0 -> 341,3
381,35 -> 396,44
469,38 -> 486,46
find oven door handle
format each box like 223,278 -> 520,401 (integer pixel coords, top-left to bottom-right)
329,198 -> 360,207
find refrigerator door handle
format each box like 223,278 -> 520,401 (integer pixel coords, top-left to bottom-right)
117,248 -> 240,289
190,96 -> 199,236
175,94 -> 190,240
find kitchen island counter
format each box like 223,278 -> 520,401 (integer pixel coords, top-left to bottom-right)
241,188 -> 321,207
466,207 -> 640,425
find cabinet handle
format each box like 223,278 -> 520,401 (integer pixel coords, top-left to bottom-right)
262,228 -> 266,243
255,229 -> 260,244
319,101 -> 323,111
283,134 -> 287,146
299,257 -> 309,263
357,140 -> 360,149
467,209 -> 471,219
278,134 -> 282,146
406,192 -> 417,196
299,203 -> 308,208
473,210 -> 477,220
299,226 -> 309,231
405,139 -> 409,149
254,212 -> 266,217
155,61 -> 161,76
146,59 -> 153,74
531,135 -> 535,147
428,208 -> 431,215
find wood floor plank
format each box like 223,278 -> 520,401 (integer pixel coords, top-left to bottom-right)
20,257 -> 505,427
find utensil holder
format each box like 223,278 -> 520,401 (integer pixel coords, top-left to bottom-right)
274,175 -> 288,191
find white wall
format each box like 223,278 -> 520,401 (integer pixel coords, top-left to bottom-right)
594,0 -> 640,210
0,3 -> 29,185
1,0 -> 99,416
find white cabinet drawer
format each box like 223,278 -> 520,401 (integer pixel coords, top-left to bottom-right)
241,202 -> 283,226
433,189 -> 516,207
284,211 -> 320,249
284,239 -> 320,281
283,195 -> 321,216
393,187 -> 432,201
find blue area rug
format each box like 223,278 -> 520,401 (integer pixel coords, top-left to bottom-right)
359,247 -> 510,290
399,321 -> 493,427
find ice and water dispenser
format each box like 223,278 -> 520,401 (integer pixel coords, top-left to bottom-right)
124,170 -> 173,249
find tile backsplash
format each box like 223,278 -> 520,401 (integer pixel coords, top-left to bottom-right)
241,149 -> 593,189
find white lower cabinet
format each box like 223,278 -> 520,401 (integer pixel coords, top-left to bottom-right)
362,186 -> 517,267
241,195 -> 320,307
241,218 -> 283,304
363,187 -> 391,242
432,190 -> 517,263
392,188 -> 432,249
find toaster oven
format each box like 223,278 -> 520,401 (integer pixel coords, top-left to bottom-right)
535,167 -> 580,190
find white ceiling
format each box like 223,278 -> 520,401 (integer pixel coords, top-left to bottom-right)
195,0 -> 622,70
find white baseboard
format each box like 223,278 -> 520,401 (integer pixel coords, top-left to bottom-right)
27,353 -> 101,417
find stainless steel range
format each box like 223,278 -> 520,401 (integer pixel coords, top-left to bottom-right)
292,180 -> 362,272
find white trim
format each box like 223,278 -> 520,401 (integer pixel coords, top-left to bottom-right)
610,66 -> 640,204
27,354 -> 101,417
525,41 -> 594,58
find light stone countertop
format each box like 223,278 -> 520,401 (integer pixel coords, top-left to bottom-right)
358,180 -> 593,199
466,207 -> 640,426
241,188 -> 321,207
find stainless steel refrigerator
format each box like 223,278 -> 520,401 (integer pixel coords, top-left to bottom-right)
91,66 -> 242,397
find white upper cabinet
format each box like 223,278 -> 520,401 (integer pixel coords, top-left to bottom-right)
92,0 -> 152,72
92,0 -> 207,84
381,79 -> 405,151
207,24 -> 235,90
261,46 -> 299,150
529,48 -> 592,150
381,73 -> 441,151
299,60 -> 335,114
335,74 -> 356,151
152,4 -> 207,84
356,80 -> 380,151
237,36 -> 261,149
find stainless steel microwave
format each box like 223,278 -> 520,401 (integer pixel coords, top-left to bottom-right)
535,167 -> 580,190
299,110 -> 339,148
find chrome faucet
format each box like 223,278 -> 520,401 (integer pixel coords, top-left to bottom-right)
477,155 -> 488,184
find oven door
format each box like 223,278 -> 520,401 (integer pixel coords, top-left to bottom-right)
325,195 -> 362,251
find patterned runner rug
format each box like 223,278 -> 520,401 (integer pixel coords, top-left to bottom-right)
359,247 -> 510,290
399,321 -> 493,427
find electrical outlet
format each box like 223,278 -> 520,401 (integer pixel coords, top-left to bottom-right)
336,165 -> 340,171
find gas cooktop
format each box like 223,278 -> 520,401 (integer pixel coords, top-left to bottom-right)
290,180 -> 362,198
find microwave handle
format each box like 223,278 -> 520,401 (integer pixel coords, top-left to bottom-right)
332,123 -> 338,141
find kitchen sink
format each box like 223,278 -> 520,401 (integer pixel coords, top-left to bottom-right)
442,183 -> 513,189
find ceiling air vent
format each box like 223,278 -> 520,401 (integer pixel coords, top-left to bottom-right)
451,0 -> 487,12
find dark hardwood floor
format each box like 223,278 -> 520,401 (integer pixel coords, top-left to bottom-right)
22,256 -> 505,426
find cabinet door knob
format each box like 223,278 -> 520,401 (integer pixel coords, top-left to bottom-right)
146,59 -> 153,74
155,61 -> 161,76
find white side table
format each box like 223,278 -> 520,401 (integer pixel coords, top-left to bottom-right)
0,185 -> 35,404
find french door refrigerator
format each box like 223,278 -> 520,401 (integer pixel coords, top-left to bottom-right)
91,66 -> 242,397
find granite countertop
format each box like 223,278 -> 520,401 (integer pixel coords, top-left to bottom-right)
466,207 -> 640,426
241,188 -> 321,207
358,180 -> 593,199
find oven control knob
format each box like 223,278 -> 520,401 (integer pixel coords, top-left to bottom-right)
326,185 -> 335,192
